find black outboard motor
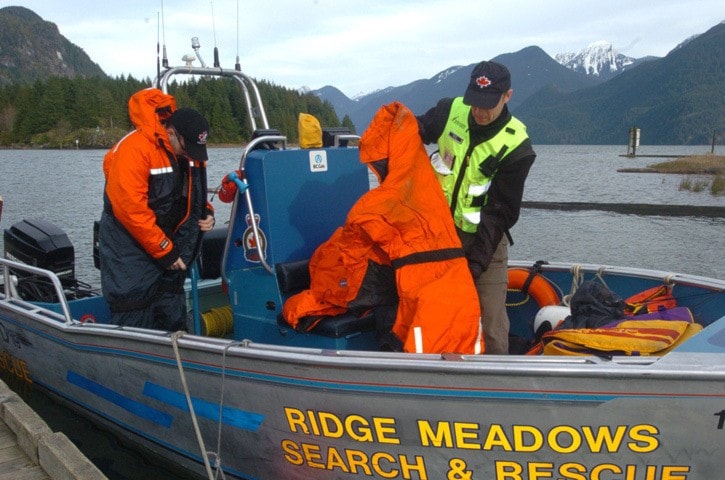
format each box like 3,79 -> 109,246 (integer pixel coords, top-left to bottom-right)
3,218 -> 84,301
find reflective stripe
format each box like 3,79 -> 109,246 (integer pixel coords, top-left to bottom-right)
467,182 -> 490,197
150,166 -> 173,175
463,211 -> 481,225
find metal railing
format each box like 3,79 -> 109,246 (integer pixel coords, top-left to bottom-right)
157,66 -> 270,133
0,258 -> 73,323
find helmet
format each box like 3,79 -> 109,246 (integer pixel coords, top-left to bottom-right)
533,305 -> 570,337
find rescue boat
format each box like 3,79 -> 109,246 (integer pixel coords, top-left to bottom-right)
0,40 -> 723,480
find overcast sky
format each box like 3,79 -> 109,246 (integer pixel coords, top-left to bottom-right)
3,1 -> 723,97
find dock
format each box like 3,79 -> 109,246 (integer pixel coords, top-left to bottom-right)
521,201 -> 725,218
618,154 -> 683,158
0,380 -> 107,480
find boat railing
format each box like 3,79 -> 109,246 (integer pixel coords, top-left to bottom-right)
238,134 -> 288,170
218,134 -> 290,277
156,65 -> 270,133
0,258 -> 73,324
331,133 -> 360,147
155,49 -> 287,277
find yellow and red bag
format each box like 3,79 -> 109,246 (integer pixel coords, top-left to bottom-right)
624,285 -> 676,315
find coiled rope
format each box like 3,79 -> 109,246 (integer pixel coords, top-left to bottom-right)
202,305 -> 233,337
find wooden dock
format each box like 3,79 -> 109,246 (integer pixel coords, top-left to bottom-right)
521,201 -> 725,218
618,154 -> 683,158
0,380 -> 107,480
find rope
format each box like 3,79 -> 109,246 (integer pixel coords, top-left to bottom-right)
212,342 -> 246,480
562,264 -> 584,307
595,266 -> 610,289
171,331 -> 215,480
202,305 -> 234,337
505,289 -> 531,307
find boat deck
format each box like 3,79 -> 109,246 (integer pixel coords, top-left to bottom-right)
0,380 -> 106,480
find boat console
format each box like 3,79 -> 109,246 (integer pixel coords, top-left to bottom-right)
222,143 -> 380,349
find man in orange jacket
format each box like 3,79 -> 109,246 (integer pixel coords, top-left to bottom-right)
99,89 -> 215,330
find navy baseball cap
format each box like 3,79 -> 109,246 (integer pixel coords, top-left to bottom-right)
463,61 -> 511,109
166,108 -> 209,160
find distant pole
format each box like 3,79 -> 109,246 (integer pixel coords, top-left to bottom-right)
627,126 -> 640,156
712,130 -> 717,154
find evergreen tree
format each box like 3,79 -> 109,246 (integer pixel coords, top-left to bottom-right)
341,115 -> 356,134
0,75 -> 339,147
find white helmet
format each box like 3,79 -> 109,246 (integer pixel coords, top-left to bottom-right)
534,305 -> 570,336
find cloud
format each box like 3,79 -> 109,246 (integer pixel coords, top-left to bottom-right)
2,0 -> 722,96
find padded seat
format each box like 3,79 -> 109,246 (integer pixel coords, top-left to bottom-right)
198,227 -> 228,279
275,259 -> 376,338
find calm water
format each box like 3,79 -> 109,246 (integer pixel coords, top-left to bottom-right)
1,145 -> 723,281
0,144 -> 724,478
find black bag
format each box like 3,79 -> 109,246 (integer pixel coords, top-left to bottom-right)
558,280 -> 625,330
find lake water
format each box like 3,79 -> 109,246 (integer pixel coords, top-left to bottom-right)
2,144 -> 723,281
0,144 -> 724,478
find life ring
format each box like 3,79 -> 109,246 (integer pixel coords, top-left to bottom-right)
507,268 -> 560,307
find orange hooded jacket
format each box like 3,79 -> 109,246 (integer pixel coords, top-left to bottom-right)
103,88 -> 181,265
283,102 -> 483,354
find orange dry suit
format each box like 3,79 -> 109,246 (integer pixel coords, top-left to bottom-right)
100,88 -> 213,314
283,102 -> 483,354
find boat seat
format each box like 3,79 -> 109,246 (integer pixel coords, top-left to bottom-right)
250,128 -> 283,151
275,259 -> 311,296
197,227 -> 228,279
275,259 -> 376,338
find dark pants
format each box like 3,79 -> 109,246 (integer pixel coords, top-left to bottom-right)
111,291 -> 187,331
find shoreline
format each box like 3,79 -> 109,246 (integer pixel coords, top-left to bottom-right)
618,154 -> 724,175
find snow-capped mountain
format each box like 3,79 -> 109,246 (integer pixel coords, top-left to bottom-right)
433,66 -> 465,84
555,41 -> 638,80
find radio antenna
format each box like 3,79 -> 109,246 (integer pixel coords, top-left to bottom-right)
211,0 -> 220,67
235,0 -> 241,71
160,0 -> 168,68
156,12 -> 160,88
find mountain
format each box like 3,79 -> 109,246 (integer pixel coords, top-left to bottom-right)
0,6 -> 106,85
3,5 -> 721,145
516,21 -> 724,145
314,85 -> 358,119
316,22 -> 723,145
555,41 -> 646,81
317,46 -> 597,135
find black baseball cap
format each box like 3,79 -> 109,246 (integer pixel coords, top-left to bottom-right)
463,61 -> 511,109
166,108 -> 209,160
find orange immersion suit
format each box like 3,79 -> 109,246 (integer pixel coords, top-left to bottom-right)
282,102 -> 484,354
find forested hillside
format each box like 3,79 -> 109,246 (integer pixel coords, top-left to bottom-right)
0,6 -> 105,85
0,75 -> 342,148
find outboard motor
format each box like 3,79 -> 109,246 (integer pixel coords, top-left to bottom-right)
3,218 -> 89,301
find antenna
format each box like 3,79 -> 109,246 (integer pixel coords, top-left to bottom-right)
161,0 -> 168,68
235,0 -> 241,71
156,11 -> 160,88
210,0 -> 220,68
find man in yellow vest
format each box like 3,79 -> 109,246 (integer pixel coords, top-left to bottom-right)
416,61 -> 536,354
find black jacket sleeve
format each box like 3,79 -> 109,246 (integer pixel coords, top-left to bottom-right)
469,139 -> 535,271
